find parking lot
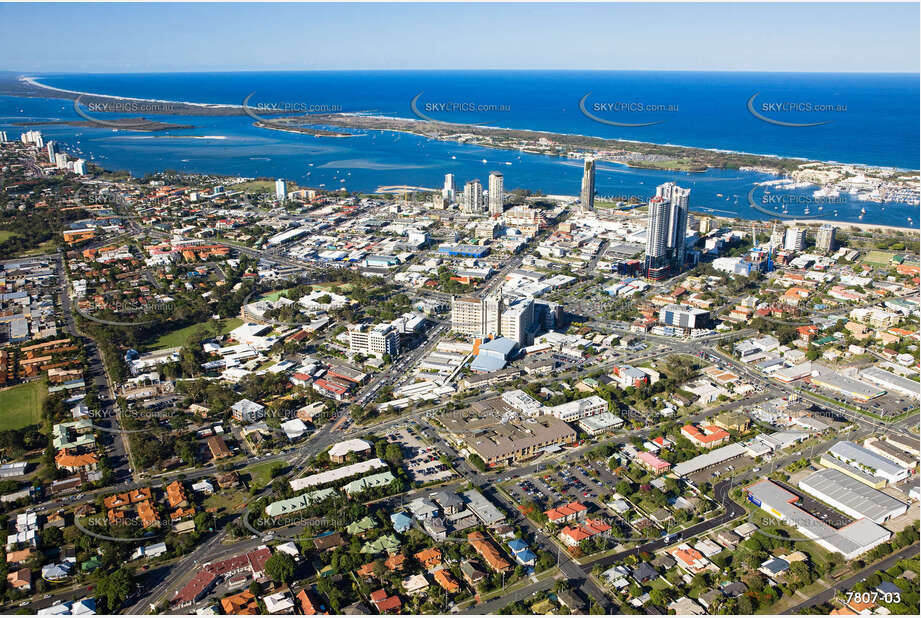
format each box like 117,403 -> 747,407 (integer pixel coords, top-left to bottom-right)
385,427 -> 455,483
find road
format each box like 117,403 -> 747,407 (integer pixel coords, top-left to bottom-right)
782,543 -> 920,614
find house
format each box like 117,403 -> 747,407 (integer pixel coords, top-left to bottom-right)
668,597 -> 705,615
681,424 -> 730,449
631,562 -> 658,584
345,516 -> 376,537
402,573 -> 429,595
557,589 -> 586,614
713,530 -> 740,549
327,438 -> 373,463
699,589 -> 724,609
384,554 -> 407,572
360,534 -> 401,556
295,589 -> 329,615
670,544 -> 712,574
720,581 -> 748,598
221,591 -> 259,615
313,532 -> 345,552
433,490 -> 464,514
369,589 -> 402,614
507,538 -> 537,566
6,568 -> 31,592
433,568 -> 460,593
414,547 -> 442,570
460,560 -> 487,587
390,512 -> 413,533
693,538 -> 723,558
262,591 -> 295,615
759,557 -> 790,579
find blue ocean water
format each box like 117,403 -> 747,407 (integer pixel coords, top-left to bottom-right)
1,71 -> 918,228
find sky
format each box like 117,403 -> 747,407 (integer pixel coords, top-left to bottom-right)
0,2 -> 918,73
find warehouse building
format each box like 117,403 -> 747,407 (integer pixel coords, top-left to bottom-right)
673,443 -> 747,478
859,367 -> 921,400
746,480 -> 891,560
823,441 -> 910,486
798,468 -> 908,524
809,371 -> 886,402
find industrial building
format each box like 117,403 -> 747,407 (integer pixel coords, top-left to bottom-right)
822,441 -> 911,487
798,468 -> 908,524
746,480 -> 891,560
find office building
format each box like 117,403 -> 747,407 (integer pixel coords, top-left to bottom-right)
443,173 -> 456,202
348,323 -> 399,358
275,178 -> 287,202
659,304 -> 709,329
645,182 -> 690,279
580,158 -> 595,211
816,224 -> 836,252
784,227 -> 807,251
488,172 -> 504,216
462,179 -> 484,214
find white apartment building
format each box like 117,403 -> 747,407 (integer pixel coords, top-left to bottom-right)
348,323 -> 399,358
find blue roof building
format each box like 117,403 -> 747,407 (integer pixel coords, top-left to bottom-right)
470,337 -> 519,373
507,538 -> 536,566
390,511 -> 413,533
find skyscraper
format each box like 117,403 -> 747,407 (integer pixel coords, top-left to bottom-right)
462,179 -> 484,214
784,227 -> 807,251
443,173 -> 456,203
816,224 -> 837,252
275,178 -> 287,202
46,141 -> 57,164
488,172 -> 504,216
645,182 -> 690,279
580,158 -> 596,211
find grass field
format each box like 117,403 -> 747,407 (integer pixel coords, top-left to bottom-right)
0,381 -> 47,431
146,317 -> 243,351
0,230 -> 21,243
863,250 -> 897,267
245,460 -> 284,489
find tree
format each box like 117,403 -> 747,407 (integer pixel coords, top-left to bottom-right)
264,552 -> 296,583
95,568 -> 136,613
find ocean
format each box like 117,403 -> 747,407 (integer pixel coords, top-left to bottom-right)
1,70 -> 918,228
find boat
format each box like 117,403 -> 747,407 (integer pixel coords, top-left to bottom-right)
481,158 -> 487,163
860,207 -> 867,214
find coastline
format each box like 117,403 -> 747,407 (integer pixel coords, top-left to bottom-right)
12,75 -> 917,175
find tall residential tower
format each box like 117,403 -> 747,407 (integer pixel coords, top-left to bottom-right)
580,158 -> 596,211
488,172 -> 504,216
645,182 -> 690,280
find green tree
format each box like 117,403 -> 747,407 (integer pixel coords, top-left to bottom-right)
264,552 -> 296,583
95,568 -> 136,613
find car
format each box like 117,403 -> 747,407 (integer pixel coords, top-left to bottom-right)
19,601 -> 30,607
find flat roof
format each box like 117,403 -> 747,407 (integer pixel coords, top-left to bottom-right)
799,468 -> 907,523
828,441 -> 906,478
673,443 -> 747,477
811,371 -> 886,400
746,480 -> 890,559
